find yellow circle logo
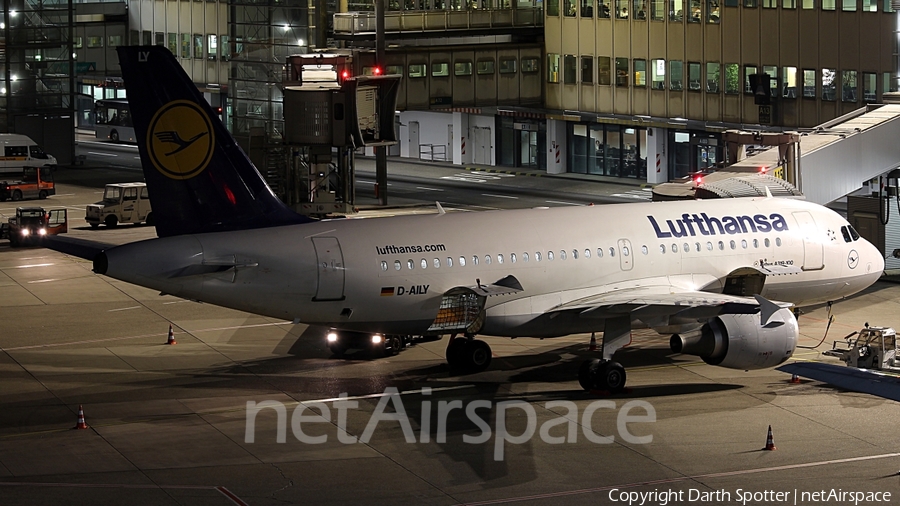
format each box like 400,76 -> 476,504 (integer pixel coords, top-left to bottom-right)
147,100 -> 214,180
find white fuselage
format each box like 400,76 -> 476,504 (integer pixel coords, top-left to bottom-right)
103,196 -> 884,337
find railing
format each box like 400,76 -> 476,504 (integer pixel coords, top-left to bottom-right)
418,143 -> 447,161
334,8 -> 542,34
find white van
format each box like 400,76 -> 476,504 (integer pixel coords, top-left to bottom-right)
85,183 -> 153,228
0,134 -> 57,174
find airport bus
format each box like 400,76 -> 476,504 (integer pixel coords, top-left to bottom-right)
94,99 -> 136,143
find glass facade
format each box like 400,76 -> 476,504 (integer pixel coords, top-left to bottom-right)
567,123 -> 647,178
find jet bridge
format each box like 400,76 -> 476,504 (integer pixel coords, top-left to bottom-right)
729,104 -> 900,205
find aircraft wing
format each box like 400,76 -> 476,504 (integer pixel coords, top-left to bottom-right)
777,362 -> 900,402
549,283 -> 791,321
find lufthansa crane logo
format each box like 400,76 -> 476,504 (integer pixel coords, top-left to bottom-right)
848,249 -> 859,269
147,100 -> 214,180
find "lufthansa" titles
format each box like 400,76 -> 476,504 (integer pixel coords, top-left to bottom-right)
647,213 -> 789,239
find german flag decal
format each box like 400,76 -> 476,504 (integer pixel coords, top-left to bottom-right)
380,287 -> 395,296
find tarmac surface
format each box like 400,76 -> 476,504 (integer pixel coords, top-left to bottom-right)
2,162 -> 900,505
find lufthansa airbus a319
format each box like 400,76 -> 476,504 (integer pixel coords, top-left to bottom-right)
48,46 -> 885,393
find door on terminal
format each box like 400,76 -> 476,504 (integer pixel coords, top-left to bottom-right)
519,130 -> 538,167
696,144 -> 717,171
409,121 -> 420,159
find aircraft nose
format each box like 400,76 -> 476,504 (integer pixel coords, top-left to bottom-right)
868,241 -> 885,276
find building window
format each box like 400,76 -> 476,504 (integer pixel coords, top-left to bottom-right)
802,0 -> 814,7
193,34 -> 203,59
762,0 -> 775,7
181,34 -> 190,59
688,62 -> 701,91
564,55 -> 577,84
885,0 -> 894,11
500,58 -> 517,74
221,35 -> 230,61
432,62 -> 450,76
582,0 -> 595,16
862,0 -> 876,9
522,58 -> 539,73
74,36 -> 83,49
783,0 -> 796,7
724,63 -> 740,94
386,65 -> 403,75
842,0 -> 855,9
108,35 -> 122,48
651,59 -> 666,90
582,56 -> 594,83
634,0 -> 648,18
598,56 -> 612,85
822,68 -> 837,100
599,0 -> 613,16
616,58 -> 629,86
670,0 -> 684,19
763,65 -> 778,98
706,62 -> 720,93
143,30 -> 151,45
669,60 -> 683,91
207,34 -> 217,60
803,69 -> 816,98
863,72 -> 877,102
548,54 -> 560,83
744,0 -> 757,5
155,32 -> 164,46
842,70 -> 857,102
783,66 -> 798,98
651,0 -> 665,18
708,0 -> 720,20
477,59 -> 495,75
616,0 -> 630,17
743,65 -> 758,93
885,72 -> 898,93
548,0 -> 560,15
167,33 -> 177,55
634,59 -> 647,86
130,29 -> 139,45
88,36 -> 103,48
566,0 -> 577,15
822,0 -> 835,9
688,0 -> 702,20
455,61 -> 473,75
409,64 -> 427,77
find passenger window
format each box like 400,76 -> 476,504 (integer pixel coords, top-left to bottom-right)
609,247 -> 616,257
394,260 -> 402,271
706,242 -> 713,251
548,251 -> 555,260
460,256 -> 466,266
682,243 -> 689,252
729,240 -> 736,249
535,251 -> 542,261
433,258 -> 440,268
407,259 -> 414,269
597,248 -> 603,258
694,242 -> 700,252
718,241 -> 724,250
584,249 -> 591,258
776,237 -> 782,246
741,239 -> 748,249
510,253 -> 516,263
447,257 -> 453,267
753,239 -> 759,248
572,249 -> 578,259
622,246 -> 630,256
124,188 -> 137,201
765,238 -> 771,247
523,252 -> 529,262
485,255 -> 492,265
660,244 -> 666,254
421,259 -> 428,269
672,244 -> 678,253
381,261 -> 388,271
560,250 -> 567,260
642,245 -> 648,255
473,255 -> 479,265
140,187 -> 149,199
5,146 -> 27,157
498,254 -> 504,264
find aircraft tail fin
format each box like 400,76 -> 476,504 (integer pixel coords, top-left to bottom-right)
116,46 -> 311,237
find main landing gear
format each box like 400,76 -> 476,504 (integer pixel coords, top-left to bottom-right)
445,335 -> 492,372
578,359 -> 627,393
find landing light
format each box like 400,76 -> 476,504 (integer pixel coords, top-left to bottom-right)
371,334 -> 383,344
327,332 -> 338,343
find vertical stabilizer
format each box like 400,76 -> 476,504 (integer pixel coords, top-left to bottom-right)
116,46 -> 311,237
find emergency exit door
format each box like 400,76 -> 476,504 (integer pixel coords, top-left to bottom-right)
312,237 -> 346,301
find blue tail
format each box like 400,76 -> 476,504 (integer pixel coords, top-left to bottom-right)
116,46 -> 311,237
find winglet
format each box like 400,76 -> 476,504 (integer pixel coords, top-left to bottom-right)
436,201 -> 446,215
754,294 -> 782,326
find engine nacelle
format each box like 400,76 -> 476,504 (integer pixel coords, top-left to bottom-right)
669,308 -> 798,370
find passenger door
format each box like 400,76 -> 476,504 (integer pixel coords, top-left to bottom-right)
311,237 -> 345,301
121,187 -> 138,222
138,186 -> 151,220
46,209 -> 67,235
792,211 -> 824,271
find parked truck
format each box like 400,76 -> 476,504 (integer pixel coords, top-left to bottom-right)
0,167 -> 55,201
1,207 -> 68,247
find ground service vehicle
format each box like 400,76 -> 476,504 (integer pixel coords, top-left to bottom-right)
95,99 -> 135,143
824,325 -> 900,371
85,182 -> 153,228
2,207 -> 68,247
0,134 -> 57,174
0,167 -> 55,201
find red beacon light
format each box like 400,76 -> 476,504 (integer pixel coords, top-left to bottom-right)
759,166 -> 768,174
692,174 -> 703,185
373,66 -> 383,75
341,69 -> 350,80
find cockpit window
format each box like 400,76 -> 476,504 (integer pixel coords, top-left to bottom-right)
848,225 -> 860,241
841,226 -> 852,243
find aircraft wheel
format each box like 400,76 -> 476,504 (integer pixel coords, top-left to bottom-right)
461,339 -> 492,372
598,361 -> 627,393
445,337 -> 468,368
578,359 -> 601,391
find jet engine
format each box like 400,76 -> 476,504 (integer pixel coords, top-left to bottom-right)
669,308 -> 798,370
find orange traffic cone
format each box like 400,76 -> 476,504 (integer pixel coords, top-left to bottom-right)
73,405 -> 89,430
789,374 -> 801,384
589,332 -> 597,351
166,324 -> 177,345
763,425 -> 777,451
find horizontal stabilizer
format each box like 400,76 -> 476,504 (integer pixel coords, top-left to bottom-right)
40,235 -> 111,262
777,362 -> 900,402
